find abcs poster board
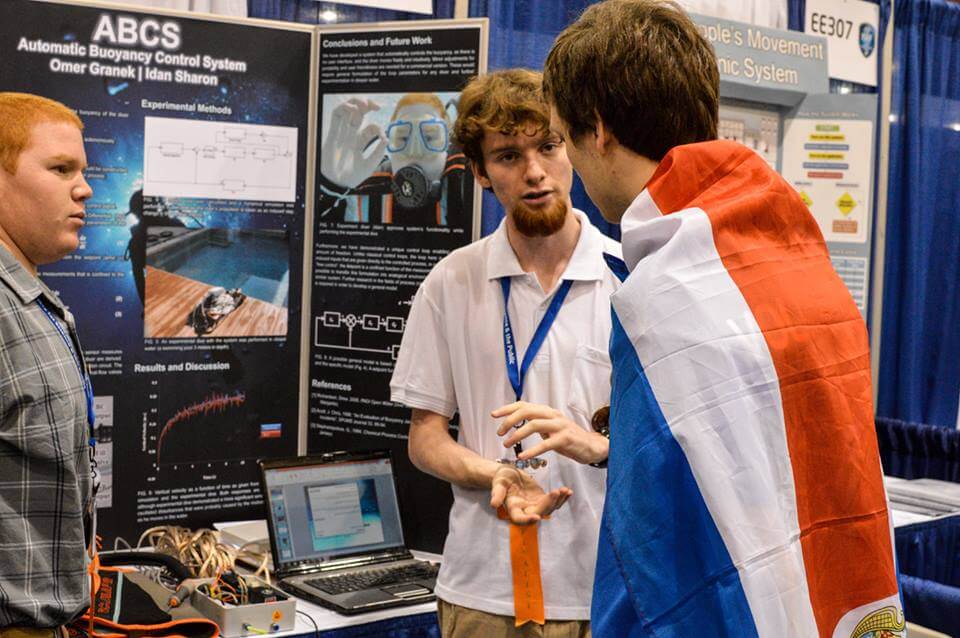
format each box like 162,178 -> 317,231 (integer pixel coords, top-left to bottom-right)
0,0 -> 312,544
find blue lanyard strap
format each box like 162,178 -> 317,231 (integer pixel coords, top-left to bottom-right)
603,252 -> 629,283
500,277 -> 574,401
36,298 -> 95,448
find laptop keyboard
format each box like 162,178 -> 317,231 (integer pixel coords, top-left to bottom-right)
305,562 -> 439,595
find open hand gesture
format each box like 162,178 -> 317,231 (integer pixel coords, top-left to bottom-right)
489,464 -> 572,525
320,98 -> 388,188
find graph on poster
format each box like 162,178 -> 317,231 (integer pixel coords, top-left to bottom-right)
134,376 -> 284,524
144,117 -> 298,202
142,379 -> 286,474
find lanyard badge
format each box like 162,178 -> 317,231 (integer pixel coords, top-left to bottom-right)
36,298 -> 96,451
499,277 -> 573,470
36,297 -> 99,551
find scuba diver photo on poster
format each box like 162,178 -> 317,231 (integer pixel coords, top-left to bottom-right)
317,92 -> 469,228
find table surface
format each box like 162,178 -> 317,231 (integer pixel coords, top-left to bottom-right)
288,598 -> 437,634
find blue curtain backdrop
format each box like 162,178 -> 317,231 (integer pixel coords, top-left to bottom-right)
895,516 -> 960,636
877,0 -> 960,428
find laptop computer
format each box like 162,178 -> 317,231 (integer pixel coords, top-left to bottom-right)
258,450 -> 439,614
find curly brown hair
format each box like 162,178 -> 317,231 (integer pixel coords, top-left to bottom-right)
453,69 -> 551,175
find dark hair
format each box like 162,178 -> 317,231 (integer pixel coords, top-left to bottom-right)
543,0 -> 719,160
453,69 -> 551,174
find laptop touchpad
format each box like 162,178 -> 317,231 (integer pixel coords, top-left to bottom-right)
382,583 -> 431,597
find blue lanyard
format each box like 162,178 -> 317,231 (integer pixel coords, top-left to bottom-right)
500,277 -> 573,401
36,298 -> 95,449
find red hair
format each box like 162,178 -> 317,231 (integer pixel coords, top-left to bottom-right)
0,93 -> 83,175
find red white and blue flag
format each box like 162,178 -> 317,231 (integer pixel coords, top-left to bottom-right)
593,141 -> 902,637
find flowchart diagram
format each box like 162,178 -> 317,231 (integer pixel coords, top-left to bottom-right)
781,117 -> 872,244
144,116 -> 298,202
315,311 -> 406,359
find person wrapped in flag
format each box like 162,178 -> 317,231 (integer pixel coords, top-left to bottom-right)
535,1 -> 903,636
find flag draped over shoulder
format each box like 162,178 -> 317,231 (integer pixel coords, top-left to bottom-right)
593,140 -> 902,638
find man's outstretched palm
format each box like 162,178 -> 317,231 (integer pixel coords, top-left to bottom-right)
490,464 -> 572,525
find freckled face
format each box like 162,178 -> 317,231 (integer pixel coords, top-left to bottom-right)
0,121 -> 92,272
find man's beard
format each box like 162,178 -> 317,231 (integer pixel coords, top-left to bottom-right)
511,196 -> 569,237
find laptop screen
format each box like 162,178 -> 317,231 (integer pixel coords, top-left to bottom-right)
262,453 -> 406,567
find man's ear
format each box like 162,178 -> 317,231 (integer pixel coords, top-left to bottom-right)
593,111 -> 617,156
470,159 -> 492,190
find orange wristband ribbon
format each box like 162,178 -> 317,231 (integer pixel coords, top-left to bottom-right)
497,506 -> 546,627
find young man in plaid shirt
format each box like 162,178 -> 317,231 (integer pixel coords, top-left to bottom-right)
0,93 -> 95,636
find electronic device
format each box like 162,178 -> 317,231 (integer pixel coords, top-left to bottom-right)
189,575 -> 296,637
258,450 -> 439,614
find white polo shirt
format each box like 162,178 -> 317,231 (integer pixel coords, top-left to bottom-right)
390,210 -> 621,619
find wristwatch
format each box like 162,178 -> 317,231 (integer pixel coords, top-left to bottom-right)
589,425 -> 610,469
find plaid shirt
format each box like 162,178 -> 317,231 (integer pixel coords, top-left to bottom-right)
0,246 -> 92,627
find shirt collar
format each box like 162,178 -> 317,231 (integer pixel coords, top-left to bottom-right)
485,209 -> 608,282
485,217 -> 525,280
620,189 -> 663,272
0,244 -> 66,313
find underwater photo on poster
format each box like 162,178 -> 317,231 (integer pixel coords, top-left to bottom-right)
143,226 -> 289,338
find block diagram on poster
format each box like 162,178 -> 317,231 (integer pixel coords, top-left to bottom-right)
315,310 -> 406,359
144,117 -> 298,202
718,102 -> 781,170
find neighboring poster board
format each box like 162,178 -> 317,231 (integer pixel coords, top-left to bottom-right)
696,13 -> 877,318
691,12 -> 828,106
0,0 -> 312,543
782,94 -> 878,315
308,20 -> 486,551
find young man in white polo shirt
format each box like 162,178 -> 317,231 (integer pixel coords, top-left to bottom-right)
390,69 -> 621,637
